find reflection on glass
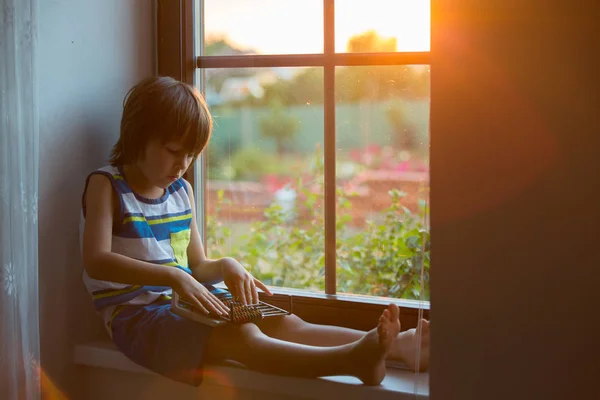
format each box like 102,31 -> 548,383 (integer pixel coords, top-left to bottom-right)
203,67 -> 325,292
335,0 -> 430,53
335,65 -> 430,301
203,0 -> 323,55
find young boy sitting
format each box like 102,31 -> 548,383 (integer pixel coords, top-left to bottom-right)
80,75 -> 429,386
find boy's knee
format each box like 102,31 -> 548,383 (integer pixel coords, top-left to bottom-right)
226,322 -> 264,345
260,314 -> 305,338
280,314 -> 305,330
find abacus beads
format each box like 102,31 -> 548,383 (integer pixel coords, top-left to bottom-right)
229,301 -> 264,323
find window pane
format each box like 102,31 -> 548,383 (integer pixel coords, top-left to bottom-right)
203,0 -> 323,55
335,65 -> 430,301
203,67 -> 326,293
335,0 -> 430,53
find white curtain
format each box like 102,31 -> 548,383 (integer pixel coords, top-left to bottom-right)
0,0 -> 41,398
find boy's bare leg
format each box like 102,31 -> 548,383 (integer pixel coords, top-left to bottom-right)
255,313 -> 430,372
204,304 -> 401,385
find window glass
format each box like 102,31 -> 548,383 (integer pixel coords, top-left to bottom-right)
335,64 -> 430,300
204,66 -> 326,293
204,0 -> 323,55
335,0 -> 430,53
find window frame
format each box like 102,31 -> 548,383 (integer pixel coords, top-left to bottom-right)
157,0 -> 430,330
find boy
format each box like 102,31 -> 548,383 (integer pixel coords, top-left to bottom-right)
80,76 -> 429,386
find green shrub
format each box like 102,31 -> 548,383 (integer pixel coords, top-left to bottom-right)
206,153 -> 430,301
229,147 -> 280,180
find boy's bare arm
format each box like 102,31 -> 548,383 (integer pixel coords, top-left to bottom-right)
184,179 -> 272,304
82,174 -> 184,286
184,179 -> 225,284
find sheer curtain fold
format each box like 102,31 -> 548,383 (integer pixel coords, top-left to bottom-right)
0,0 -> 41,398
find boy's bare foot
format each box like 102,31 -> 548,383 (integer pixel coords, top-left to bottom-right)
390,318 -> 430,372
351,304 -> 401,385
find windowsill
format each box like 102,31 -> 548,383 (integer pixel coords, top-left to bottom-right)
73,341 -> 429,399
252,284 -> 431,311
212,281 -> 430,313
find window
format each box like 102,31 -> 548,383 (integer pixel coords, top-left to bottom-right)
158,0 -> 430,329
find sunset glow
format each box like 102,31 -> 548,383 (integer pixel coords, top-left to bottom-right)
204,0 -> 430,54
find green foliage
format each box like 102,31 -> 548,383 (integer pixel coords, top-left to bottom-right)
206,149 -> 430,301
229,147 -> 280,180
336,190 -> 430,300
205,189 -> 232,251
205,38 -> 256,93
257,31 -> 428,106
258,64 -> 424,106
259,99 -> 300,156
205,38 -> 237,56
386,101 -> 419,151
262,68 -> 324,106
206,143 -> 314,182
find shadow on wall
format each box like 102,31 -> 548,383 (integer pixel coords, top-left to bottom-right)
76,117 -> 117,343
38,113 -> 118,400
36,1 -> 157,398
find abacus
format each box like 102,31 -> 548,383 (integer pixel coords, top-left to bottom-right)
171,285 -> 290,327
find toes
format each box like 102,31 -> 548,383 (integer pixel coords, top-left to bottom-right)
380,309 -> 390,322
388,303 -> 400,322
415,319 -> 430,346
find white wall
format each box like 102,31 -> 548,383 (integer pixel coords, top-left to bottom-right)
430,1 -> 599,399
37,0 -> 155,396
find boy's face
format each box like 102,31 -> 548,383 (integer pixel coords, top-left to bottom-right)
138,138 -> 195,189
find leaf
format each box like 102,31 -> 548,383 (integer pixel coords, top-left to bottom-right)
317,254 -> 326,267
338,259 -> 352,272
406,235 -> 420,249
338,214 -> 352,224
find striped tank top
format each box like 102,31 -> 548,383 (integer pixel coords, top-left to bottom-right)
79,165 -> 194,336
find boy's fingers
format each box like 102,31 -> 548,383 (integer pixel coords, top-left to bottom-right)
253,278 -> 273,296
210,302 -> 226,316
240,281 -> 252,305
203,297 -> 223,316
215,295 -> 230,315
207,293 -> 229,315
247,280 -> 256,305
251,282 -> 259,305
189,296 -> 208,314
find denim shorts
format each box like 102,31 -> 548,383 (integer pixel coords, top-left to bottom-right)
111,298 -> 214,386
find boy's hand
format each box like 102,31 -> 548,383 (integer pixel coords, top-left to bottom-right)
221,258 -> 272,305
171,269 -> 230,316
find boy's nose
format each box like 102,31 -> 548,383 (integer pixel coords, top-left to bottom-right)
176,158 -> 189,171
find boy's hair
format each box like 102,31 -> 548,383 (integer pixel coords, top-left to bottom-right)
109,76 -> 213,166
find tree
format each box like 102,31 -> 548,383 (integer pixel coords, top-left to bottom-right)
259,98 -> 299,157
261,31 -> 416,106
261,68 -> 324,106
337,31 -> 419,102
386,101 -> 418,151
214,31 -> 427,106
345,30 -> 397,53
205,37 -> 256,93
